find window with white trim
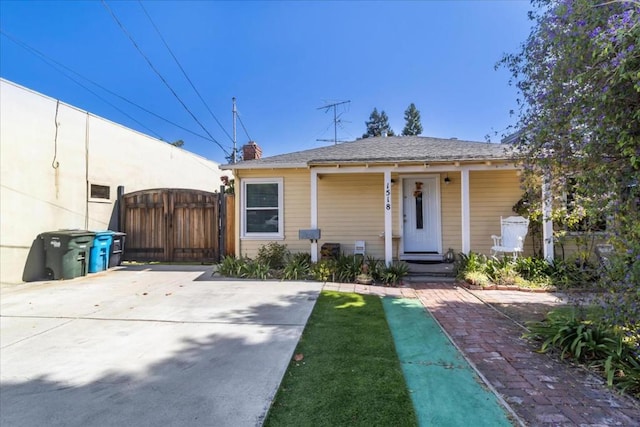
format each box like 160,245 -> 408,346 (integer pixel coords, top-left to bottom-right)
89,184 -> 111,201
242,178 -> 283,238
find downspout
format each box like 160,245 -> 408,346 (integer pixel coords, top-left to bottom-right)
85,113 -> 90,229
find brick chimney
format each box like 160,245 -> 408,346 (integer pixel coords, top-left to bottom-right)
242,141 -> 262,161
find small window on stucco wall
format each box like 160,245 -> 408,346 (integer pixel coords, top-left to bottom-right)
90,184 -> 110,201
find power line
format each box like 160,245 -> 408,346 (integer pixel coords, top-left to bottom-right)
0,29 -> 217,143
0,30 -> 164,139
101,0 -> 230,157
237,113 -> 252,142
137,0 -> 234,143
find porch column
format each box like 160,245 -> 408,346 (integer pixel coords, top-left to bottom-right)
542,172 -> 554,262
310,169 -> 319,262
461,168 -> 471,254
384,170 -> 393,266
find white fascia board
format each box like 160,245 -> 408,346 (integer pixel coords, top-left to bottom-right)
312,162 -> 519,174
219,162 -> 307,170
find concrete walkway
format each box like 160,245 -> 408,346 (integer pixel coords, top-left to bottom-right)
330,281 -> 640,426
1,266 -> 322,427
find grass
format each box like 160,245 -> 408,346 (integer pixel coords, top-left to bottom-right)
264,291 -> 418,427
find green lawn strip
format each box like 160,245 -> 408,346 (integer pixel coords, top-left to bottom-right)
264,291 -> 418,427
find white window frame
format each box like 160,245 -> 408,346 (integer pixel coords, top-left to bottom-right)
88,183 -> 112,204
241,177 -> 284,240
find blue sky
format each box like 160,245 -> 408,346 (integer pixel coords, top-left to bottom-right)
0,1 -> 532,164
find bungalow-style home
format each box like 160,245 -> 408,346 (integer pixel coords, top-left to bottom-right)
221,136 -> 533,265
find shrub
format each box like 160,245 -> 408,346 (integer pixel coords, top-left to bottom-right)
310,260 -> 334,282
526,308 -> 640,397
381,262 -> 410,286
365,256 -> 385,283
334,253 -> 363,283
455,252 -> 487,279
217,255 -> 246,277
257,242 -> 290,270
240,260 -> 270,280
283,253 -> 311,280
464,271 -> 492,288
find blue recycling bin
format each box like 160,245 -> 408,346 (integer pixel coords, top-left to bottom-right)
88,231 -> 114,273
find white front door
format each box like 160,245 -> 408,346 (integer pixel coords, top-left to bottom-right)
402,177 -> 441,254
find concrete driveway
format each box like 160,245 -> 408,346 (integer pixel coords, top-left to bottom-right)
0,265 -> 322,427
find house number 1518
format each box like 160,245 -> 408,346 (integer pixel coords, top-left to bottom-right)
385,183 -> 391,210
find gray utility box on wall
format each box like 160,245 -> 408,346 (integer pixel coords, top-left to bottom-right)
299,229 -> 321,241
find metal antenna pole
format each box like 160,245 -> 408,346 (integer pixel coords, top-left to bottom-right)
317,100 -> 351,145
232,97 -> 237,163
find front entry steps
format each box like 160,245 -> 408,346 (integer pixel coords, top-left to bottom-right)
403,261 -> 456,283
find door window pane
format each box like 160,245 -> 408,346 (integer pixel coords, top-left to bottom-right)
415,191 -> 423,230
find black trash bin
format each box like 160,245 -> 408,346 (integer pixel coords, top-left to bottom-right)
109,232 -> 127,267
41,230 -> 95,280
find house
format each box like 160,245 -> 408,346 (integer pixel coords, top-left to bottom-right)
221,136 -> 529,265
0,79 -> 228,284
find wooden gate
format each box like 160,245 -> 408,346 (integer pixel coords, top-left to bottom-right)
122,189 -> 227,263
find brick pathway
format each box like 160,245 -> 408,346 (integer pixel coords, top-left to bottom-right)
324,282 -> 640,427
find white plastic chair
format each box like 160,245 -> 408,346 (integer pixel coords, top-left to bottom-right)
354,240 -> 366,257
490,216 -> 529,259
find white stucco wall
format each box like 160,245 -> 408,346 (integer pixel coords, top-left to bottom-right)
0,79 -> 227,284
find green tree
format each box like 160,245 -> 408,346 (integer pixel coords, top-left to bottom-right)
499,0 -> 639,334
362,108 -> 395,138
402,103 -> 423,136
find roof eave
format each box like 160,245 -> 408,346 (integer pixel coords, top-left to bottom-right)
219,161 -> 308,171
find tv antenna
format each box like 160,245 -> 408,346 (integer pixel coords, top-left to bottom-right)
316,100 -> 351,145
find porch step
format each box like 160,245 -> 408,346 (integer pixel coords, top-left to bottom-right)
405,261 -> 455,278
403,275 -> 456,284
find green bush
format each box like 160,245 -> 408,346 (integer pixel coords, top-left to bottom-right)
217,255 -> 246,277
240,260 -> 270,280
283,253 -> 311,280
310,260 -> 334,282
256,242 -> 290,270
526,308 -> 640,397
334,253 -> 363,283
381,262 -> 410,286
365,256 -> 385,283
463,271 -> 492,287
454,252 -> 488,279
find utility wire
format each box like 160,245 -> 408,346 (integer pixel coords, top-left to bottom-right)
137,0 -> 234,143
0,29 -> 216,142
0,30 -> 163,139
101,0 -> 230,157
237,113 -> 252,142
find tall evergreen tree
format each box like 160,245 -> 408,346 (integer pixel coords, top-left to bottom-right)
402,103 -> 423,136
362,108 -> 395,138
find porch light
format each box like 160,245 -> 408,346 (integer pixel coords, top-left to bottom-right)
444,174 -> 451,185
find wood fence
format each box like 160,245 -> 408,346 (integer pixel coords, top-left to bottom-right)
121,189 -> 234,263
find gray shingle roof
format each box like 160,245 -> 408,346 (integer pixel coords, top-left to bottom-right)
222,135 -> 513,169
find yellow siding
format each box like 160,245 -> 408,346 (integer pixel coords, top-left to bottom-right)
440,171 -> 462,253
318,173 -> 389,259
235,167 -> 528,260
236,169 -> 311,258
469,169 -> 527,255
